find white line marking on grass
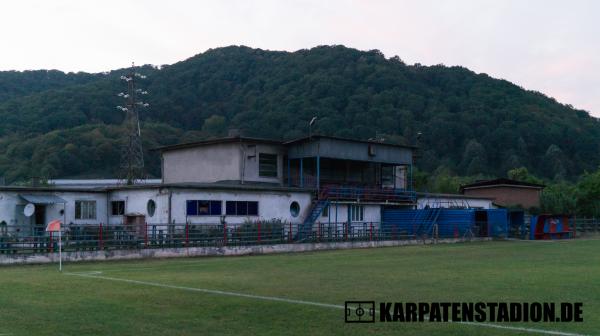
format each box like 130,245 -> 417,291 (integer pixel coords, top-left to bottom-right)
456,321 -> 586,336
68,271 -> 103,275
65,272 -> 588,336
65,272 -> 342,310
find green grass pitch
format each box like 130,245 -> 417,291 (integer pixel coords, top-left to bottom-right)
0,240 -> 598,335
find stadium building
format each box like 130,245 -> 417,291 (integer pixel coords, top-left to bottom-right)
0,135 -> 494,239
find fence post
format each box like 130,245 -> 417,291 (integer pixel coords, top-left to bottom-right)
317,221 -> 321,242
369,222 -> 373,241
392,225 -> 397,240
99,222 -> 103,250
185,222 -> 189,247
573,215 -> 576,238
257,220 -> 261,244
144,222 -> 148,248
49,231 -> 53,253
344,221 -> 348,241
289,222 -> 292,242
223,222 -> 227,247
454,224 -> 459,239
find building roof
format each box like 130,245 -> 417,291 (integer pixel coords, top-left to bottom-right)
0,181 -> 313,194
152,136 -> 284,152
416,192 -> 495,200
20,194 -> 67,204
154,134 -> 418,153
0,186 -> 106,193
283,135 -> 417,149
48,179 -> 161,189
105,181 -> 315,193
459,178 -> 545,192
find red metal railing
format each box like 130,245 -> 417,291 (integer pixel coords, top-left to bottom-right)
0,221 -> 424,255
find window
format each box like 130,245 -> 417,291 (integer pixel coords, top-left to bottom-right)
111,201 -> 125,216
75,201 -> 96,220
147,200 -> 156,217
259,153 -> 278,177
186,200 -> 222,216
290,201 -> 300,217
321,205 -> 329,217
350,205 -> 364,222
382,165 -> 394,186
225,201 -> 259,216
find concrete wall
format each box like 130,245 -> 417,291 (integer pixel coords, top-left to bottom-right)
170,189 -> 312,225
0,191 -> 108,229
288,137 -> 413,165
0,187 -> 314,234
162,142 -> 285,185
417,197 -> 494,209
0,237 -> 492,265
105,188 -> 313,226
317,203 -> 381,224
108,188 -> 169,225
241,143 -> 284,185
162,143 -> 241,183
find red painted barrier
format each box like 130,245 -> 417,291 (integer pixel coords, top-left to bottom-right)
344,222 -> 348,241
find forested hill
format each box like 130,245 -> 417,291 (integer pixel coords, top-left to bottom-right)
0,45 -> 598,183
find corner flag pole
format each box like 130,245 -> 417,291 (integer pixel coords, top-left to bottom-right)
46,219 -> 62,272
59,226 -> 62,272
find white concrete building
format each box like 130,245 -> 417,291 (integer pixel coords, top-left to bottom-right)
0,136 -> 493,240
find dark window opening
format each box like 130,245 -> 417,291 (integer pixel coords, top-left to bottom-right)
75,200 -> 96,220
225,201 -> 259,216
259,153 -> 278,177
111,201 -> 125,216
321,205 -> 329,217
186,200 -> 222,216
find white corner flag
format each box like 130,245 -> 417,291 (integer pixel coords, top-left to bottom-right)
46,219 -> 63,271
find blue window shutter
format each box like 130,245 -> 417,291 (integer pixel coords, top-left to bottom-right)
186,200 -> 198,216
210,201 -> 222,215
226,201 -> 236,215
248,202 -> 258,216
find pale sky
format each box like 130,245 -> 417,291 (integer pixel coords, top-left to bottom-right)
1,0 -> 598,116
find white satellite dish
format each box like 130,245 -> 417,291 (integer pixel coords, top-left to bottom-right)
24,203 -> 35,217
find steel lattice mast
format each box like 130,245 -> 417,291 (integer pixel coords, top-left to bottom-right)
116,63 -> 149,185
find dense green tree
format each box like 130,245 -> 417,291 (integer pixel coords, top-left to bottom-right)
461,139 -> 487,175
540,182 -> 577,215
575,171 -> 600,217
201,115 -> 227,137
0,45 -> 598,183
507,167 -> 544,185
